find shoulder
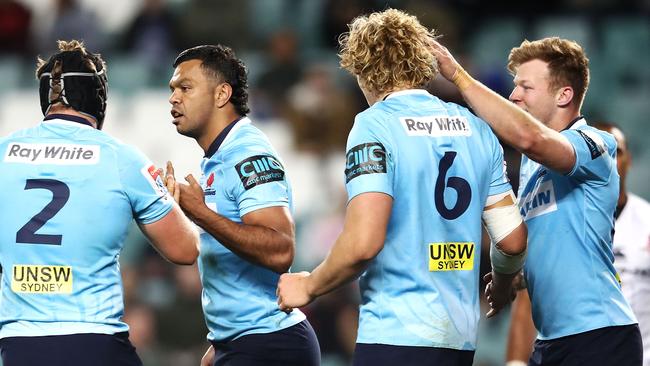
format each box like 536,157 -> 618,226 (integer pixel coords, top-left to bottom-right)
1,125 -> 38,143
348,107 -> 392,142
564,125 -> 616,153
101,135 -> 153,169
221,134 -> 285,176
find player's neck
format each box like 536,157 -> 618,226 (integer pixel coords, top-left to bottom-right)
197,111 -> 241,154
372,86 -> 416,105
46,106 -> 98,128
549,109 -> 581,132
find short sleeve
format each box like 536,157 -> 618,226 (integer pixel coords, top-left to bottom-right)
563,128 -> 615,183
344,115 -> 394,202
230,151 -> 290,216
487,131 -> 513,196
118,145 -> 173,224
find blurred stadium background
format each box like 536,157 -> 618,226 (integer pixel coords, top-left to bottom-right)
0,0 -> 648,365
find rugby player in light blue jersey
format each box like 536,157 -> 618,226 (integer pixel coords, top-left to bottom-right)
432,37 -> 643,365
0,40 -> 199,366
277,9 -> 527,366
165,45 -> 320,366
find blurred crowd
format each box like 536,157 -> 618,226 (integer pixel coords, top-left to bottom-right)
1,0 -> 648,365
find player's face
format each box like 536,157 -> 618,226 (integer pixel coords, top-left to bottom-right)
509,59 -> 558,126
169,59 -> 218,139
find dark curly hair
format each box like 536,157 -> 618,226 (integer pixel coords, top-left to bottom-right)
173,45 -> 250,116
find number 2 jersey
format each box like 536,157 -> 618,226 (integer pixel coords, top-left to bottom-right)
0,115 -> 173,338
345,89 -> 512,350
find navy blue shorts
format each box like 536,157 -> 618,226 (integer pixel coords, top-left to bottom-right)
211,320 -> 320,366
353,343 -> 475,366
529,324 -> 642,366
0,332 -> 142,366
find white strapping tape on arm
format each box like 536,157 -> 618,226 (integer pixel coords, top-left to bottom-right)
483,190 -> 526,274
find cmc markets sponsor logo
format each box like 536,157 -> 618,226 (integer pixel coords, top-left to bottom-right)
4,142 -> 99,165
11,265 -> 73,294
428,242 -> 475,271
345,142 -> 387,183
519,179 -> 557,220
235,155 -> 285,190
400,116 -> 471,137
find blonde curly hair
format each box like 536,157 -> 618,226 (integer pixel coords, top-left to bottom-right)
339,9 -> 438,95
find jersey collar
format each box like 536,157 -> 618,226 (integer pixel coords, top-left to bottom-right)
563,116 -> 586,131
43,113 -> 95,128
204,116 -> 250,158
383,89 -> 430,100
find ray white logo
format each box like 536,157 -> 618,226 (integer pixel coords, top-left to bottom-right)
4,142 -> 99,165
400,116 -> 472,137
519,180 -> 557,220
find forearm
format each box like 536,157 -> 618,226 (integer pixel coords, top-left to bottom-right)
456,71 -> 546,153
506,290 -> 536,361
307,231 -> 372,297
192,207 -> 293,273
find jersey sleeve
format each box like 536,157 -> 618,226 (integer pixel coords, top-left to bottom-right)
562,128 -> 615,184
228,148 -> 291,217
344,114 -> 394,202
117,145 -> 173,224
486,125 -> 513,196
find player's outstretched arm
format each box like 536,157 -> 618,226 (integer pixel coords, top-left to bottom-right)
139,204 -> 200,265
429,40 -> 576,174
506,288 -> 536,365
178,174 -> 295,273
277,192 -> 392,311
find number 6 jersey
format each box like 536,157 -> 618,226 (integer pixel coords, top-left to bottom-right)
344,89 -> 511,350
0,115 -> 173,338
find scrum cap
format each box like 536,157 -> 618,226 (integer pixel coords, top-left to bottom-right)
38,49 -> 108,128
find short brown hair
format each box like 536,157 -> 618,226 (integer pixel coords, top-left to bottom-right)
339,9 -> 438,94
508,37 -> 590,108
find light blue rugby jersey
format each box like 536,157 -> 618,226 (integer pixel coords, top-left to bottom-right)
345,89 -> 512,350
518,117 -> 637,340
197,117 -> 305,343
0,115 -> 172,338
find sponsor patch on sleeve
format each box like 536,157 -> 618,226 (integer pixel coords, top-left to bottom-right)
428,242 -> 475,271
235,155 -> 285,190
345,142 -> 387,183
141,164 -> 169,199
11,264 -> 73,294
577,130 -> 606,160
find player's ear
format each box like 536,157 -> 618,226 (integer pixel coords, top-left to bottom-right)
556,86 -> 573,107
215,82 -> 233,108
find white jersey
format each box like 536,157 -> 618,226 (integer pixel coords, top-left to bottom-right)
614,193 -> 650,366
